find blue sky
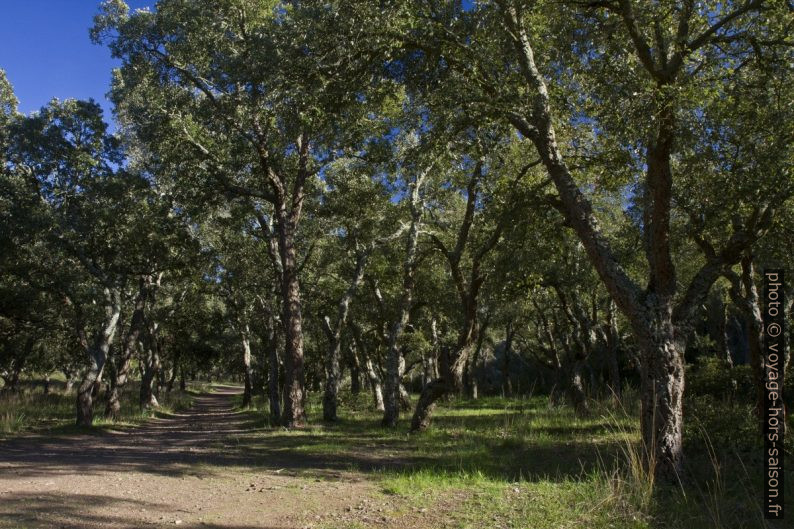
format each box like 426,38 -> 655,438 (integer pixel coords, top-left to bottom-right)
0,1 -> 150,121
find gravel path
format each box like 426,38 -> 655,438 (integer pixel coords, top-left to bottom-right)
0,386 -> 386,529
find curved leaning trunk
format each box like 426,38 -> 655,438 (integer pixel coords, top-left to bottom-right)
104,356 -> 122,419
366,357 -> 385,411
411,300 -> 479,431
410,340 -> 475,432
352,333 -> 384,412
76,291 -> 121,426
140,354 -> 161,410
76,362 -> 105,427
106,281 -> 148,419
140,325 -> 162,411
410,376 -> 448,431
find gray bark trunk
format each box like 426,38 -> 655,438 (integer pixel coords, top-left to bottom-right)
105,277 -> 148,419
351,328 -> 384,412
241,326 -> 253,408
348,345 -> 362,395
423,316 -> 440,389
567,360 -> 588,415
382,170 -> 427,427
500,1 -> 771,481
637,316 -> 685,482
605,301 -> 622,403
268,326 -> 282,424
76,289 -> 121,426
323,252 -> 367,421
140,319 -> 161,410
367,356 -> 385,412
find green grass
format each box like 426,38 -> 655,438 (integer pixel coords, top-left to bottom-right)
0,380 -> 194,437
241,388 -> 792,529
3,377 -> 792,528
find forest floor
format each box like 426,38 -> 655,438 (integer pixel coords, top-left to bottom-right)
1,383 -> 791,529
0,385 -> 409,529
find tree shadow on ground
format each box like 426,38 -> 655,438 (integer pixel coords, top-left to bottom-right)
0,386 -> 629,485
0,491 -> 286,529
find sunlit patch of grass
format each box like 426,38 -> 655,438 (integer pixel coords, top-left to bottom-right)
380,468 -> 649,529
380,468 -> 503,497
0,409 -> 26,433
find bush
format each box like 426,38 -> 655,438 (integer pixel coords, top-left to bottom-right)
686,357 -> 753,399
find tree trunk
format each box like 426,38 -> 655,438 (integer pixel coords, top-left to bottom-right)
76,368 -> 102,427
706,288 -> 731,366
467,318 -> 489,400
266,315 -> 282,424
166,358 -> 178,392
727,256 -> 766,420
323,252 -> 367,422
383,307 -> 413,426
411,306 -> 477,431
76,289 -> 121,426
241,326 -> 254,408
423,316 -> 440,390
382,172 -> 426,427
140,320 -> 161,411
637,308 -> 685,482
104,352 -> 121,418
409,378 -> 447,432
367,356 -> 385,411
5,360 -> 22,393
3,337 -> 32,393
567,360 -> 589,415
140,351 -> 160,410
466,356 -> 478,400
503,321 -> 515,397
277,221 -> 306,428
411,341 -> 474,431
604,300 -> 622,403
106,276 -> 151,419
352,330 -> 384,412
322,331 -> 342,422
64,370 -> 76,393
398,383 -> 411,410
348,346 -> 362,395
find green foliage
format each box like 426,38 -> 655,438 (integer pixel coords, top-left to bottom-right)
686,357 -> 754,400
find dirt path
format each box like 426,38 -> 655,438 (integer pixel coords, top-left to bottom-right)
0,386 -> 411,529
